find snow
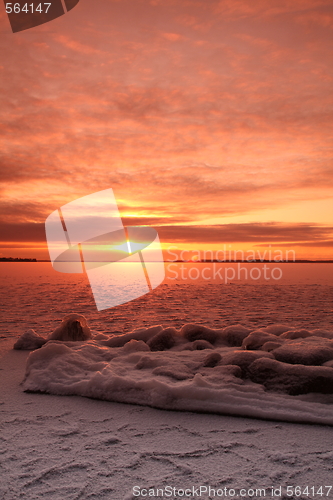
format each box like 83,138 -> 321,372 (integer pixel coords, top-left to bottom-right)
249,357 -> 333,395
13,329 -> 47,350
1,346 -> 332,500
2,264 -> 333,499
49,313 -> 92,342
18,319 -> 333,427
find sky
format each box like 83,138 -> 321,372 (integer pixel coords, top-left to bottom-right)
0,0 -> 333,260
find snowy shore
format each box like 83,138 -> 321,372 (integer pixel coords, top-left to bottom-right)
2,315 -> 333,499
1,345 -> 333,500
1,265 -> 333,499
16,317 -> 333,426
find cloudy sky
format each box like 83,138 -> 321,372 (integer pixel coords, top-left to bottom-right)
1,0 -> 333,259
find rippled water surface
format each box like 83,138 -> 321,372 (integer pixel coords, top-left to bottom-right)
1,262 -> 333,343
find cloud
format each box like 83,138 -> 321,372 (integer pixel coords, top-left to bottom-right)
0,222 -> 45,243
156,223 -> 333,244
55,35 -> 104,54
0,0 -> 332,259
162,32 -> 184,41
2,220 -> 332,248
213,0 -> 333,19
257,241 -> 333,248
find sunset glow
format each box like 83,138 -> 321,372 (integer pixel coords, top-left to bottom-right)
1,0 -> 333,260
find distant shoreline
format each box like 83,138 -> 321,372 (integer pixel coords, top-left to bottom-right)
1,258 -> 333,264
0,258 -> 37,262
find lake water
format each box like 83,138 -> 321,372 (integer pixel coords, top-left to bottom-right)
1,262 -> 333,345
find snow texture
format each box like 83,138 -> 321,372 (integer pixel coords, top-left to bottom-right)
20,319 -> 333,426
48,313 -> 92,342
2,344 -> 332,500
13,329 -> 47,350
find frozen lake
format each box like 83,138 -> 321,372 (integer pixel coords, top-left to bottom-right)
1,262 -> 333,344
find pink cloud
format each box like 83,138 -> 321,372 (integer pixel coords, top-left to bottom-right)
0,0 -> 332,258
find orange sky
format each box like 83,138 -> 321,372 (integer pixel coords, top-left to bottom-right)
0,0 -> 333,260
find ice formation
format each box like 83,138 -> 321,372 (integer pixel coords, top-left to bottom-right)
13,329 -> 47,350
19,320 -> 333,425
48,313 -> 92,342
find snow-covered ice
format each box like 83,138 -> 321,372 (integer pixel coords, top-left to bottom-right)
19,320 -> 333,426
13,329 -> 47,350
2,263 -> 333,499
1,346 -> 333,500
